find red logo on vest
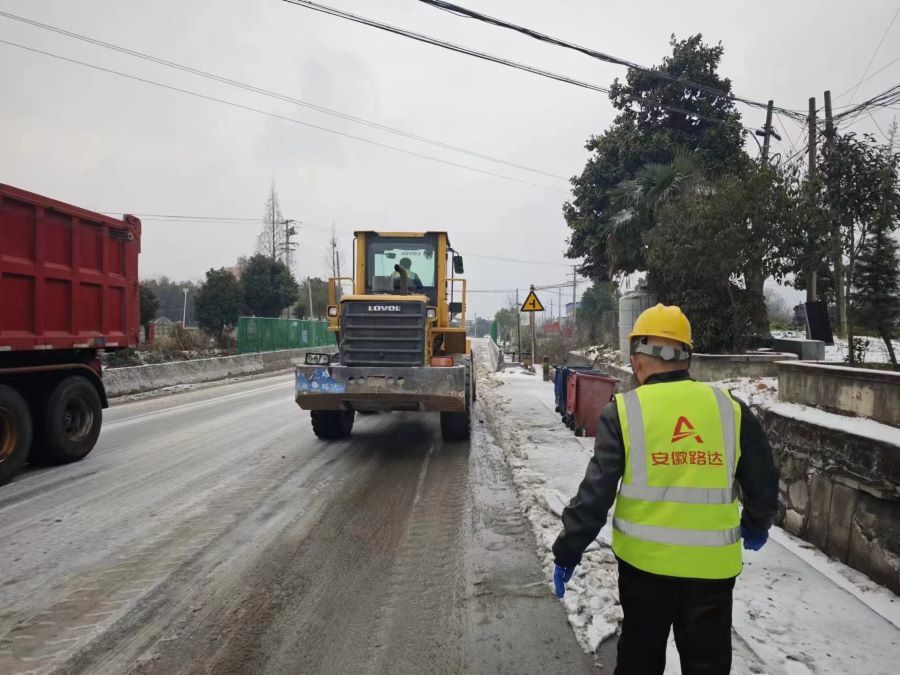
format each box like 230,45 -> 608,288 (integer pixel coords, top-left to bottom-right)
671,416 -> 704,444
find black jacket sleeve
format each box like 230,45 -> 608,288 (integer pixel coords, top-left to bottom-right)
733,397 -> 780,535
551,401 -> 625,568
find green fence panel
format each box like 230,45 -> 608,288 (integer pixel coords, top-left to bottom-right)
237,317 -> 334,354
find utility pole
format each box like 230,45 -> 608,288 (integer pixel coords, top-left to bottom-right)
824,90 -> 847,338
761,100 -> 774,163
558,286 -> 563,324
307,276 -> 314,319
282,219 -> 298,270
571,266 -> 578,328
807,97 -> 818,304
516,288 -> 522,361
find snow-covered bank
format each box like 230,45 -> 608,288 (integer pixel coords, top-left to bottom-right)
474,341 -> 899,675
773,329 -> 899,365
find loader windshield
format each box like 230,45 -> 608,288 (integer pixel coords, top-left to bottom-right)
366,235 -> 438,299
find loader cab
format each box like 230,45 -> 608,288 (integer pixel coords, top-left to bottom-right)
365,234 -> 439,306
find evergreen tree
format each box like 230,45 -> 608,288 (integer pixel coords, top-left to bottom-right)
853,222 -> 900,367
195,268 -> 244,341
241,254 -> 299,318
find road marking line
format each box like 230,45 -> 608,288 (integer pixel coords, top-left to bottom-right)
107,381 -> 289,426
10,635 -> 36,640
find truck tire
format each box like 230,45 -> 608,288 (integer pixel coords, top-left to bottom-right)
0,385 -> 32,486
311,410 -> 355,440
31,376 -> 102,465
441,365 -> 472,442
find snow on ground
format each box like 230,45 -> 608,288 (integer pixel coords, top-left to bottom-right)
475,343 -> 899,675
772,330 -> 899,365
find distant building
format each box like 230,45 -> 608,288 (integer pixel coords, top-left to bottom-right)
566,301 -> 581,317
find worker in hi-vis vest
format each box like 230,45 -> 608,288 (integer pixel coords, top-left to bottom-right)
552,304 -> 779,675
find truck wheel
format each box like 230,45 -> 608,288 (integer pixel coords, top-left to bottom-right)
0,385 -> 32,486
441,365 -> 472,442
31,376 -> 102,465
311,410 -> 355,440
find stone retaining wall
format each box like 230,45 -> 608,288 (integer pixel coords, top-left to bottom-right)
103,348 -> 318,397
777,361 -> 900,427
757,406 -> 900,595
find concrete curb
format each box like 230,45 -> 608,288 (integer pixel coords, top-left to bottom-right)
103,348 -> 325,398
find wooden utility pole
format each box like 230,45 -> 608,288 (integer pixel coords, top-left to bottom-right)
824,90 -> 847,338
807,97 -> 818,303
571,266 -> 578,327
516,288 -> 522,361
761,100 -> 774,162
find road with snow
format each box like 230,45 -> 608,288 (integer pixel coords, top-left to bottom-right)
0,373 -> 597,674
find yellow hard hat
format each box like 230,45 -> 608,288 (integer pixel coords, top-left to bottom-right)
628,304 -> 693,349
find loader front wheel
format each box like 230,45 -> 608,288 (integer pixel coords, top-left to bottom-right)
311,410 -> 355,440
441,365 -> 472,442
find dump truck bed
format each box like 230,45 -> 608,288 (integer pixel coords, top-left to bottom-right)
0,184 -> 142,352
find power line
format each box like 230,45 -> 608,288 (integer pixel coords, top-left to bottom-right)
834,54 -> 900,102
282,0 -> 762,137
414,0 -> 808,121
0,39 -> 566,194
0,10 -> 567,182
845,4 -> 900,105
281,0 -> 611,95
102,210 -> 575,267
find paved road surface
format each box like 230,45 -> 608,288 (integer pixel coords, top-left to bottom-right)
0,373 -> 597,674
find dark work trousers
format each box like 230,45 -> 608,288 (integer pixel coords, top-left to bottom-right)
614,559 -> 736,675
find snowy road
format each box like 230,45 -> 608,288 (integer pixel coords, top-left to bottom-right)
0,373 -> 598,674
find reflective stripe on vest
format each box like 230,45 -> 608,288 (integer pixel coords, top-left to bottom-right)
613,518 -> 742,547
619,387 -> 738,505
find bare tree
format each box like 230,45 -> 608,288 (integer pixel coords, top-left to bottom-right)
256,181 -> 285,261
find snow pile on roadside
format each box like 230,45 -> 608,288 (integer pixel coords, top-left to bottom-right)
583,344 -> 619,364
715,376 -> 779,408
475,355 -> 623,652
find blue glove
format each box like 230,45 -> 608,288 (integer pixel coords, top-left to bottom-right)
741,524 -> 768,551
553,564 -> 576,598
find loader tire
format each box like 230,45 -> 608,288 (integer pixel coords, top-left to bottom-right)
0,385 -> 32,486
30,376 -> 102,465
311,410 -> 355,440
441,364 -> 471,442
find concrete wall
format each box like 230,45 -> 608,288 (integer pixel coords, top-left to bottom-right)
757,406 -> 900,595
104,348 -> 319,398
690,352 -> 797,381
778,361 -> 900,427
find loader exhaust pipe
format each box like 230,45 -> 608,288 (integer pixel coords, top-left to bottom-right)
393,263 -> 409,295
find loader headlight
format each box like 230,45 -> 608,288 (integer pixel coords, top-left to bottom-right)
327,305 -> 339,317
426,307 -> 437,319
304,353 -> 331,365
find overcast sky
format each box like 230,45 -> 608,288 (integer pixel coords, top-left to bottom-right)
2,0 -> 898,317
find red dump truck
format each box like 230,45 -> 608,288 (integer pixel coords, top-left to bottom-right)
0,184 -> 141,485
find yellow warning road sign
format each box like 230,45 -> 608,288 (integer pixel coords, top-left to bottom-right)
520,289 -> 545,312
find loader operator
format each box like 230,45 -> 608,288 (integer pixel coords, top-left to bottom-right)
551,304 -> 779,675
392,257 -> 424,293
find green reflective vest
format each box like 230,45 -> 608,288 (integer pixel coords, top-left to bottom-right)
612,379 -> 743,579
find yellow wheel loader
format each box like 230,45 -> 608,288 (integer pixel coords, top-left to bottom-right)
295,231 -> 473,441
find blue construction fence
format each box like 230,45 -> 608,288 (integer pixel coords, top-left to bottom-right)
236,316 -> 335,354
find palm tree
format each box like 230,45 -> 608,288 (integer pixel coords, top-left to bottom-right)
608,149 -> 701,225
